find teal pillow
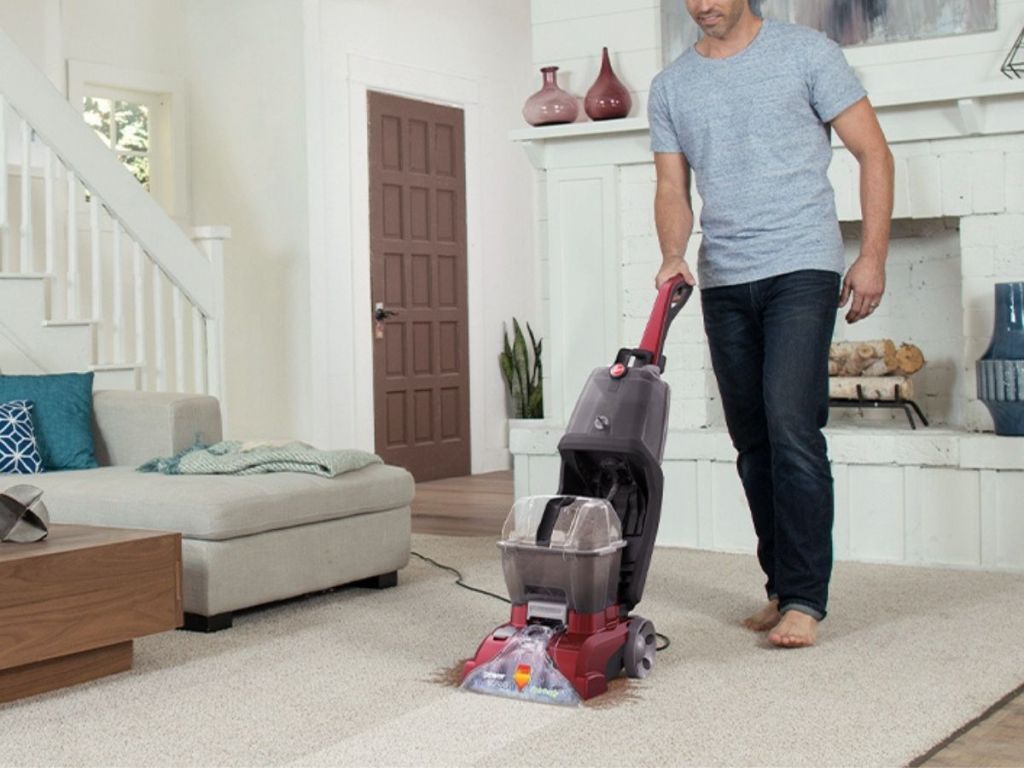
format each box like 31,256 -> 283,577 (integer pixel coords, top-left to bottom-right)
0,373 -> 97,470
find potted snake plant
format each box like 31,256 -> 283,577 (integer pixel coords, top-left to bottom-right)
499,319 -> 543,421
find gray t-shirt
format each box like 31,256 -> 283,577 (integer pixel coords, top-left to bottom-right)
648,18 -> 866,288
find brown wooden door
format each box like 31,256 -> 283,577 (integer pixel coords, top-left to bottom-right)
368,91 -> 470,482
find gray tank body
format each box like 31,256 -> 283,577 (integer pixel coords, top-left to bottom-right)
556,363 -> 671,611
562,364 -> 670,463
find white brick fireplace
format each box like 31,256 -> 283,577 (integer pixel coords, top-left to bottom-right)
509,21 -> 1024,569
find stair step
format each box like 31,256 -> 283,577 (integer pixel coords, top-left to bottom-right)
0,277 -> 95,371
91,363 -> 142,373
43,319 -> 96,329
0,272 -> 49,281
91,363 -> 140,391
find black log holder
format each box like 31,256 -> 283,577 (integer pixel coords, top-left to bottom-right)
829,383 -> 930,430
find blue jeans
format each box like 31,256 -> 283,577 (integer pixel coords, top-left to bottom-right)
700,269 -> 840,620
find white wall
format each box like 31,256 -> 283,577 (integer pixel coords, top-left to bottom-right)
306,0 -> 535,470
184,0 -> 311,441
0,0 -> 61,85
0,0 -> 189,98
0,0 -> 195,96
61,0 -> 189,83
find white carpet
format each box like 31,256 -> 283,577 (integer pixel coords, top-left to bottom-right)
2,534 -> 1023,767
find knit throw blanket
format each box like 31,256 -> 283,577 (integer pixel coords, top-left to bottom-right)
138,441 -> 382,478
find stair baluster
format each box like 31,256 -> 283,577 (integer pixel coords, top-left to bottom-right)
66,170 -> 79,317
152,263 -> 166,390
19,120 -> 32,274
193,305 -> 205,393
111,219 -> 124,364
43,145 -> 56,315
88,194 -> 100,322
0,96 -> 8,272
172,285 -> 186,392
132,241 -> 145,381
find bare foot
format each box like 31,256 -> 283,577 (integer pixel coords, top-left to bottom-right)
768,610 -> 818,648
741,598 -> 780,632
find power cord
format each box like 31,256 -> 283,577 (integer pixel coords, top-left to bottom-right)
410,551 -> 511,604
410,550 -> 670,653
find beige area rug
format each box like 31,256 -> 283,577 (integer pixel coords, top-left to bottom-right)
1,534 -> 1023,767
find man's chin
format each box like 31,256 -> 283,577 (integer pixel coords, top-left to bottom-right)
697,20 -> 727,37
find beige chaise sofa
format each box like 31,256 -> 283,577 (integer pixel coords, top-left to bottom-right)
25,390 -> 414,631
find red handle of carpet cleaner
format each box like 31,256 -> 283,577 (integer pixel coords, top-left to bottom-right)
637,276 -> 693,365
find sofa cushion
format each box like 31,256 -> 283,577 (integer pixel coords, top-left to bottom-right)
92,390 -> 222,468
0,373 -> 97,470
27,462 -> 415,541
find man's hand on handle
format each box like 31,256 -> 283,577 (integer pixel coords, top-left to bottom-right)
656,258 -> 697,290
839,253 -> 885,324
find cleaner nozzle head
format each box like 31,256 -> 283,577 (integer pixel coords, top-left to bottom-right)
460,624 -> 581,707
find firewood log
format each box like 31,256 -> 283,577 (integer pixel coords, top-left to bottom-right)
828,339 -> 924,376
829,376 -> 914,401
829,340 -> 897,376
895,344 -> 925,375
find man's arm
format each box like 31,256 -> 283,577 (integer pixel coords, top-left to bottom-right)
831,97 -> 894,323
654,152 -> 697,289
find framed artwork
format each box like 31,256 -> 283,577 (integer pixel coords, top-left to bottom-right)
662,0 -> 998,62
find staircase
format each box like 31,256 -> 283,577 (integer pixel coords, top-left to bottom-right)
0,28 -> 225,399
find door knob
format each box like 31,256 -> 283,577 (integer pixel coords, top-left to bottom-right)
374,302 -> 398,321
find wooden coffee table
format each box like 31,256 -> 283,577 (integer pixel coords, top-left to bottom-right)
0,524 -> 182,704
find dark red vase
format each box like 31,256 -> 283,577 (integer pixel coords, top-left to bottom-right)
584,47 -> 632,120
522,66 -> 579,126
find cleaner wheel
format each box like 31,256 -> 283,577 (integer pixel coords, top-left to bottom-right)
624,616 -> 657,679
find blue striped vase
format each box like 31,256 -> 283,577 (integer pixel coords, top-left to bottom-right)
977,281 -> 1024,436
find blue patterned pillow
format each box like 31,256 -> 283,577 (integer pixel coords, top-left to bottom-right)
0,400 -> 44,474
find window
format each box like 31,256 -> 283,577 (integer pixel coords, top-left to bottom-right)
82,95 -> 153,191
68,61 -> 188,222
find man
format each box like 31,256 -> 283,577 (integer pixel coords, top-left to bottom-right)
650,0 -> 893,647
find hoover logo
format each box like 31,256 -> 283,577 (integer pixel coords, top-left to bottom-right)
513,664 -> 532,691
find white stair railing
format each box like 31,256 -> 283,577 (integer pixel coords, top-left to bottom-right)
0,27 -> 226,401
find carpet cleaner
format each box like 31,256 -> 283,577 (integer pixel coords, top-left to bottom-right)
461,276 -> 692,705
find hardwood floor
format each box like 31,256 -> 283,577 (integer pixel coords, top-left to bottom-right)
411,471 -> 1024,765
411,470 -> 512,536
918,685 -> 1024,767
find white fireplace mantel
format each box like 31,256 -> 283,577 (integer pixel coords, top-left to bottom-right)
509,80 -> 1024,169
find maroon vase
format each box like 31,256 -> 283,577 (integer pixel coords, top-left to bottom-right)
522,66 -> 579,126
584,47 -> 632,121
